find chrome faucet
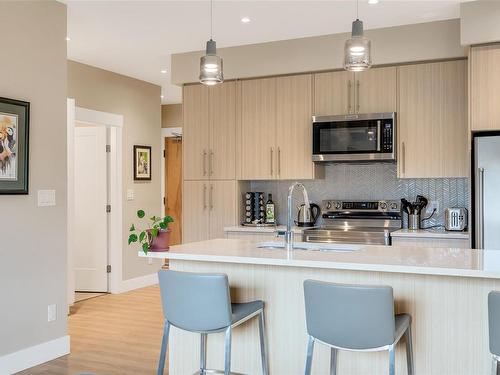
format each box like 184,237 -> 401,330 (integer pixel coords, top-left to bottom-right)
285,182 -> 310,251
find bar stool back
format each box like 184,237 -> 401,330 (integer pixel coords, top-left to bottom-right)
303,280 -> 414,375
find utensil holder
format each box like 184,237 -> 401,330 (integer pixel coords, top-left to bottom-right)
408,214 -> 420,230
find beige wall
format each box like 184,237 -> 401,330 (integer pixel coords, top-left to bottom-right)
461,1 -> 500,45
0,1 -> 67,356
162,104 -> 183,128
68,61 -> 163,280
172,19 -> 465,85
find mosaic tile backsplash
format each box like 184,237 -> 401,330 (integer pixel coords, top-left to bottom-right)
250,163 -> 469,228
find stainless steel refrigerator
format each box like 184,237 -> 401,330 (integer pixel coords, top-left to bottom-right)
474,133 -> 500,250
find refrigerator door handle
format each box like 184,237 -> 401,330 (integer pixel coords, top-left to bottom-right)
477,167 -> 485,249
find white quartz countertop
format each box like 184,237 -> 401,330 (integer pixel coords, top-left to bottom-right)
140,238 -> 500,279
224,225 -> 311,234
392,228 -> 470,239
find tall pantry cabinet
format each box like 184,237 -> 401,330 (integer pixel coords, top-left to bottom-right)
182,82 -> 238,243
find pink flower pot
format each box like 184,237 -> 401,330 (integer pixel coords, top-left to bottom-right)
148,229 -> 170,252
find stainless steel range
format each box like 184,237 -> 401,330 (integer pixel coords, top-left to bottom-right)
303,200 -> 402,246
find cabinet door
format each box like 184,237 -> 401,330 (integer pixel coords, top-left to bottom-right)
471,45 -> 500,131
314,71 -> 354,115
209,81 -> 236,180
209,180 -> 237,239
355,67 -> 397,114
276,74 -> 316,179
182,181 -> 209,243
398,60 -> 468,178
240,78 -> 277,180
183,85 -> 209,180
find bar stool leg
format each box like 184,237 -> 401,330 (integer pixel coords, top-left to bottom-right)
492,356 -> 498,375
258,310 -> 269,375
330,348 -> 338,375
200,333 -> 208,375
304,335 -> 315,375
405,325 -> 414,375
224,326 -> 232,375
388,345 -> 396,375
157,321 -> 170,375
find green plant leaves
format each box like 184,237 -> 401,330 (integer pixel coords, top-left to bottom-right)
159,222 -> 167,229
139,231 -> 146,242
164,216 -> 174,224
137,210 -> 145,219
142,242 -> 149,254
129,224 -> 135,232
128,234 -> 138,245
151,228 -> 159,237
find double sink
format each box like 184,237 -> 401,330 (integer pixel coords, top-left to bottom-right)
257,241 -> 361,252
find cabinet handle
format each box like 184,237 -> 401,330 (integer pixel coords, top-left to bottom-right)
278,147 -> 281,177
209,150 -> 214,176
402,142 -> 406,175
203,150 -> 208,176
203,184 -> 207,210
270,147 -> 274,176
347,80 -> 352,114
209,184 -> 214,210
356,80 -> 360,113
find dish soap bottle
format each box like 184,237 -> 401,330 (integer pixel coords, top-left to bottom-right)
265,194 -> 275,224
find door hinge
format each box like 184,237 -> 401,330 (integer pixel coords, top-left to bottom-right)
107,265 -> 112,273
106,204 -> 111,213
163,149 -> 166,158
163,197 -> 166,205
106,144 -> 111,153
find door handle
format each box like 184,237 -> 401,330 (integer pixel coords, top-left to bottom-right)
209,150 -> 214,176
203,150 -> 208,176
270,147 -> 274,176
278,147 -> 281,177
209,184 -> 214,210
376,121 -> 381,152
347,80 -> 352,114
356,80 -> 360,113
402,142 -> 406,176
477,167 -> 485,249
203,184 -> 207,210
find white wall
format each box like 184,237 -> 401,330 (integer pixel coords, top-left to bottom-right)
461,0 -> 500,45
0,0 -> 68,359
172,19 -> 465,85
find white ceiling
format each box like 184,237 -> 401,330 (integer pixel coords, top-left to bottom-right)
66,0 -> 466,104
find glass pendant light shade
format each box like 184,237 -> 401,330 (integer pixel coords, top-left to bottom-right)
344,19 -> 372,72
200,39 -> 223,85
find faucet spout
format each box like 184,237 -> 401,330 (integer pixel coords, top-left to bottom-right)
285,182 -> 310,251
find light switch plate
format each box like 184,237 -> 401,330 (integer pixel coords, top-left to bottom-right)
127,189 -> 134,201
48,304 -> 57,322
38,190 -> 56,207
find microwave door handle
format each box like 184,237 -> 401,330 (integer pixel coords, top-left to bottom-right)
477,167 -> 485,249
376,121 -> 381,152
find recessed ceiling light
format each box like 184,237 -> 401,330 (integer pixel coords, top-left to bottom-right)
160,69 -> 167,74
66,36 -> 71,41
368,0 -> 379,4
241,17 -> 251,23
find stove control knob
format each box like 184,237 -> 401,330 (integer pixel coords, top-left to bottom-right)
379,202 -> 387,210
326,201 -> 332,210
390,202 -> 398,210
335,202 -> 342,209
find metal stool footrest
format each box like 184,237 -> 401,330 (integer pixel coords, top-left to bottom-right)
192,370 -> 246,375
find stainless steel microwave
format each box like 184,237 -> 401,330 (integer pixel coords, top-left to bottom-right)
312,112 -> 396,162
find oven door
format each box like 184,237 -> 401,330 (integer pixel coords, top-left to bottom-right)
312,113 -> 395,162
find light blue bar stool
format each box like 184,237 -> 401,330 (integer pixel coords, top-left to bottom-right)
488,291 -> 500,375
303,280 -> 414,375
157,269 -> 269,375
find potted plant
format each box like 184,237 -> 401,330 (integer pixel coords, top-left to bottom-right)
128,210 -> 174,254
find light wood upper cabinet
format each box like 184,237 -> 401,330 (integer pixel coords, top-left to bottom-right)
314,71 -> 354,115
239,77 -> 277,180
210,81 -> 236,180
183,85 -> 209,180
276,74 -> 319,180
398,60 -> 468,178
470,44 -> 500,131
356,67 -> 397,114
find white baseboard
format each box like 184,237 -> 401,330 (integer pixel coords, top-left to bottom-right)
0,335 -> 70,375
117,273 -> 158,294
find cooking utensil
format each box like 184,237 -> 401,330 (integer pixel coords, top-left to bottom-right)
401,198 -> 412,215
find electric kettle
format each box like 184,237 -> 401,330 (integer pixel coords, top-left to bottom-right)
296,203 -> 321,227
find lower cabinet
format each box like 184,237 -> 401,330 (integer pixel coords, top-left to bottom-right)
182,180 -> 237,243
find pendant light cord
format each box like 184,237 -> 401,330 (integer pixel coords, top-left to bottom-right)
210,0 -> 213,40
356,0 -> 359,20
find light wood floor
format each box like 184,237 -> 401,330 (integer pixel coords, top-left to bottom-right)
19,285 -> 164,375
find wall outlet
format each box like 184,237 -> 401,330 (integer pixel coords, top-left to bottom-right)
48,304 -> 57,322
425,200 -> 439,216
38,190 -> 56,207
127,189 -> 134,201
147,257 -> 153,265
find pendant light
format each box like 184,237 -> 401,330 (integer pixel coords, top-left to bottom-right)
344,0 -> 372,72
199,0 -> 223,85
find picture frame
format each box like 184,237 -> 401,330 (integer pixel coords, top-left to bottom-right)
133,145 -> 152,181
0,97 -> 30,194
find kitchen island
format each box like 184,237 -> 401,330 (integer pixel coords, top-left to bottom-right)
142,239 -> 500,375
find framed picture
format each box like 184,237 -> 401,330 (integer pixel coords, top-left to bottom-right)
134,145 -> 152,181
0,97 -> 29,194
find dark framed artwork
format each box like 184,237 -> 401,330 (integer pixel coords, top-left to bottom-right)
133,145 -> 152,181
0,97 -> 29,194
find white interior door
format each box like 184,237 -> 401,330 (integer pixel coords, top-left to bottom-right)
74,126 -> 108,292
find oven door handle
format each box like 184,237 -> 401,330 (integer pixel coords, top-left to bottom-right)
376,120 -> 381,152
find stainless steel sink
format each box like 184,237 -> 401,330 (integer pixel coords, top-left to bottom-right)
257,241 -> 361,252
